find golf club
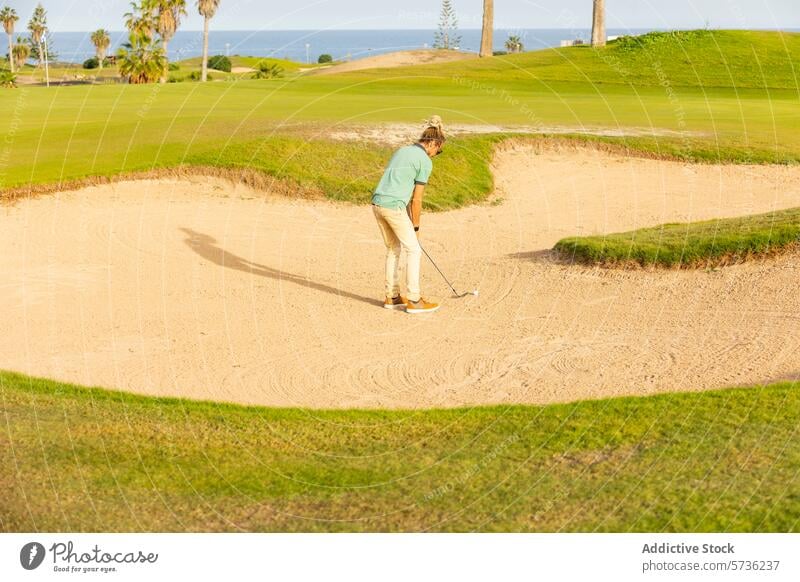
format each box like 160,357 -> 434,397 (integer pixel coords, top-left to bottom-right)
420,244 -> 479,299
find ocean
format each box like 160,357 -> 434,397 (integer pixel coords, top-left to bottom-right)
45,28 -> 664,64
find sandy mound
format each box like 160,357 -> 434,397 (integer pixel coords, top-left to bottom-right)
1,143 -> 799,409
328,123 -> 700,146
231,66 -> 256,74
313,49 -> 477,75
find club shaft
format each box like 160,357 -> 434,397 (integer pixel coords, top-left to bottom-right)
420,244 -> 459,295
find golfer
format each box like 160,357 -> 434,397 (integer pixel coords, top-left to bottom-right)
372,116 -> 445,314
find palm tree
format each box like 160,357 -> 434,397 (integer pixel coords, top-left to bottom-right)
1,6 -> 18,73
27,3 -> 46,66
124,1 -> 157,39
11,36 -> 29,70
591,0 -> 606,47
154,0 -> 187,74
91,29 -> 111,70
117,31 -> 167,84
197,0 -> 220,82
479,0 -> 493,58
504,35 -> 523,54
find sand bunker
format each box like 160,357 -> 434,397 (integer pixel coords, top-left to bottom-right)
312,49 -> 477,75
1,143 -> 799,409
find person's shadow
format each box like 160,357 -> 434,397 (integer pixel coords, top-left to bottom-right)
180,228 -> 381,307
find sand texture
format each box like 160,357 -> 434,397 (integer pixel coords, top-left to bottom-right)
1,143 -> 798,408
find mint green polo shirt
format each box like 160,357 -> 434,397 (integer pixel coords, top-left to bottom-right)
372,144 -> 433,210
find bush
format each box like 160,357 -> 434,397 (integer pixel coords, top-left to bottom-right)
253,62 -> 283,79
189,70 -> 213,81
207,55 -> 231,72
168,62 -> 180,71
317,53 -> 333,64
83,57 -> 99,69
0,70 -> 16,88
492,50 -> 508,56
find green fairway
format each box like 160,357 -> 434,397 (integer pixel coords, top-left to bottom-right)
1,371 -> 797,532
555,207 -> 800,267
1,30 -> 798,202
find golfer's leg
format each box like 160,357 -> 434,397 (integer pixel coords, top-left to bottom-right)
373,205 -> 402,297
384,208 -> 421,302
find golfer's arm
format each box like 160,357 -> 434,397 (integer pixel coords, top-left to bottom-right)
409,184 -> 424,227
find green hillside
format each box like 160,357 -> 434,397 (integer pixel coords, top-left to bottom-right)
337,30 -> 800,89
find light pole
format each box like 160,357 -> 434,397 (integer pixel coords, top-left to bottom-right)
43,35 -> 50,87
305,43 -> 310,64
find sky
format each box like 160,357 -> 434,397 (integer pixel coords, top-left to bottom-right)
4,0 -> 798,32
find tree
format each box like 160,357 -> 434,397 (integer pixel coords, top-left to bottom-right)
433,0 -> 460,50
0,6 -> 18,73
28,33 -> 56,62
11,36 -> 29,70
154,0 -> 186,80
91,29 -> 111,70
119,0 -> 166,84
591,0 -> 606,47
505,34 -> 523,54
117,32 -> 167,84
479,0 -> 493,58
124,1 -> 157,39
197,0 -> 220,82
27,3 -> 46,66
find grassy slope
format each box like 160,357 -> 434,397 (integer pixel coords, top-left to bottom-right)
1,371 -> 798,532
0,30 -> 798,204
168,55 -> 320,81
555,207 -> 800,267
352,30 -> 800,89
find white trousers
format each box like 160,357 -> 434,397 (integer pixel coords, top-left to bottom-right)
372,204 -> 422,302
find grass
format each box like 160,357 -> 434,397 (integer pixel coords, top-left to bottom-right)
357,30 -> 800,90
2,370 -> 798,532
554,207 -> 800,268
0,30 -> 799,203
186,133 -> 499,209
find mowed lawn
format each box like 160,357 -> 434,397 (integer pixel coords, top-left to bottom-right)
1,371 -> 798,532
556,207 -> 800,267
0,30 -> 798,202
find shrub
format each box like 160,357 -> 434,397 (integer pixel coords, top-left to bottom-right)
317,53 -> 333,64
492,50 -> 508,56
189,70 -> 213,81
83,57 -> 99,69
207,55 -> 231,72
253,62 -> 283,79
168,62 -> 180,71
0,70 -> 16,88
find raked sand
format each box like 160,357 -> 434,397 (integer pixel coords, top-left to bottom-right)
1,143 -> 799,408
